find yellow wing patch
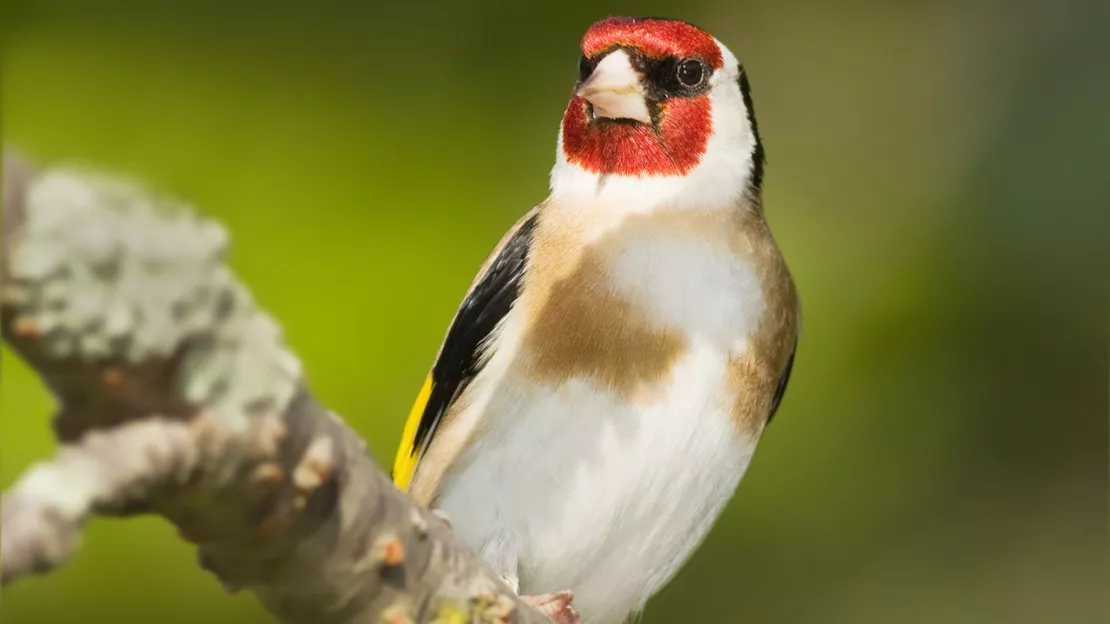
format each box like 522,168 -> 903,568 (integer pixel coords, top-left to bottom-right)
392,375 -> 433,491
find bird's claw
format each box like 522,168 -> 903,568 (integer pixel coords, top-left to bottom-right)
523,591 -> 579,624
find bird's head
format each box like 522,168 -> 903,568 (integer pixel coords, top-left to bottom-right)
551,17 -> 764,208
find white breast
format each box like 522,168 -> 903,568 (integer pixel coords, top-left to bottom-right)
604,214 -> 765,348
432,214 -> 767,624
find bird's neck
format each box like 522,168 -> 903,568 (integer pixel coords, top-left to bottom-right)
535,192 -> 769,258
549,147 -> 757,212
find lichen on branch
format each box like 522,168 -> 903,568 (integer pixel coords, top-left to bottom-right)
0,148 -> 549,624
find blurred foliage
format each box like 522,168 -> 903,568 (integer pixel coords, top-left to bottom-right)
1,1 -> 1106,623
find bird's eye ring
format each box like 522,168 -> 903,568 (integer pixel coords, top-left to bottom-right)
677,58 -> 705,87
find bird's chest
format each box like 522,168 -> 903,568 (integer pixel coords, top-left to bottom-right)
435,224 -> 768,620
516,210 -> 767,392
438,341 -> 756,622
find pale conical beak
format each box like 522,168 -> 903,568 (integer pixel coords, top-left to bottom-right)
576,49 -> 651,124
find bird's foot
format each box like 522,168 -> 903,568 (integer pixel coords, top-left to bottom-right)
523,591 -> 579,624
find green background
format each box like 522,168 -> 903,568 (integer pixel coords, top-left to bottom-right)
2,1 -> 1106,622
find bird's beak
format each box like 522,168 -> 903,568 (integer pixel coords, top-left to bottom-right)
577,50 -> 651,124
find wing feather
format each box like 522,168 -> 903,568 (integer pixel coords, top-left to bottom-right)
392,209 -> 539,491
766,341 -> 796,424
392,375 -> 433,490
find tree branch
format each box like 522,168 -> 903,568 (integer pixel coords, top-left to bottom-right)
1,418 -> 202,585
0,148 -> 548,623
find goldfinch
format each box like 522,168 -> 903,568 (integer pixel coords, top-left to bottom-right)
393,16 -> 799,624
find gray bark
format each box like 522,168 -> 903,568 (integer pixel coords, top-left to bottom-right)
0,147 -> 549,624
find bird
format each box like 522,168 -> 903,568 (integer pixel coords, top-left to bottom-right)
392,15 -> 799,624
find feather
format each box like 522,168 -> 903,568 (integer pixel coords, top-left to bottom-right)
391,211 -> 538,491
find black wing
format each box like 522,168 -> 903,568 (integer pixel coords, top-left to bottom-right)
766,342 -> 796,424
405,212 -> 538,469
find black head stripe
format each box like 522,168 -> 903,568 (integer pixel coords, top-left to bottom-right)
737,68 -> 765,193
642,55 -> 713,101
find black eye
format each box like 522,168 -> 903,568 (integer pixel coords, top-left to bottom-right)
677,58 -> 705,87
578,55 -> 594,82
